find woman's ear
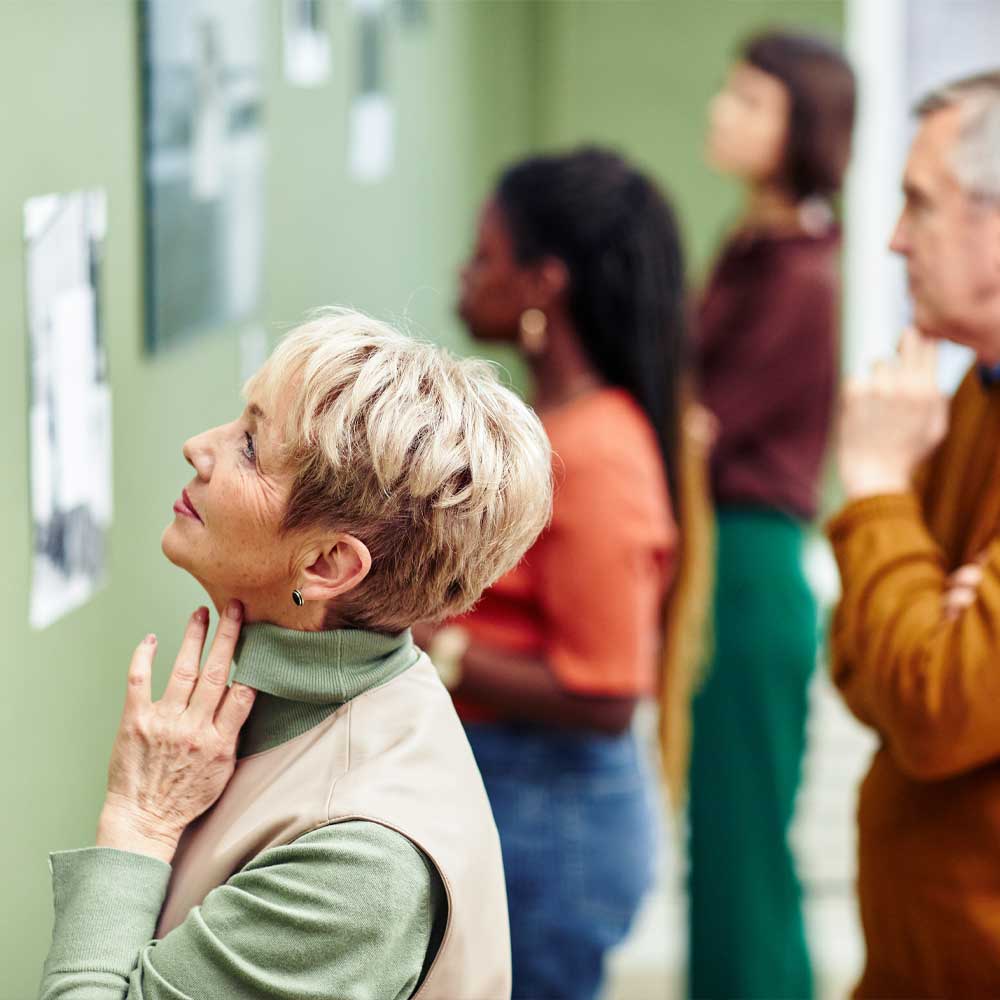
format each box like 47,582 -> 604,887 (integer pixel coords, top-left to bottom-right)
298,534 -> 372,602
535,256 -> 569,310
520,256 -> 569,314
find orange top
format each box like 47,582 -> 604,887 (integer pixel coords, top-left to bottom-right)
828,368 -> 1000,997
455,387 -> 676,723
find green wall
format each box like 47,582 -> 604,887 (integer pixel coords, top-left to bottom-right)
1,1 -> 840,991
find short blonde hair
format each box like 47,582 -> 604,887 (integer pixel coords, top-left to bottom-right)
245,308 -> 553,632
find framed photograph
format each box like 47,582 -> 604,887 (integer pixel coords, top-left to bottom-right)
139,0 -> 265,352
24,189 -> 111,629
349,0 -> 394,183
283,0 -> 332,88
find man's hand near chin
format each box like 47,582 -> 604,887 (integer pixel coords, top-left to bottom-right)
837,325 -> 948,501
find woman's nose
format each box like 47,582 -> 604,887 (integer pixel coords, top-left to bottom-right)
183,432 -> 215,481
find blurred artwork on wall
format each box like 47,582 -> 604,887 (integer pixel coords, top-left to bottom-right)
349,0 -> 394,183
397,0 -> 428,29
140,0 -> 265,352
24,189 -> 111,629
283,0 -> 332,87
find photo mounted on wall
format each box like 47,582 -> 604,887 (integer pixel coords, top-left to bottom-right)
24,189 -> 112,630
140,0 -> 265,352
283,0 -> 332,87
349,0 -> 395,183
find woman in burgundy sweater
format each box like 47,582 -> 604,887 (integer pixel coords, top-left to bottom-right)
687,31 -> 855,1000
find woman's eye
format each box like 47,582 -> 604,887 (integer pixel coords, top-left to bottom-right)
242,431 -> 256,463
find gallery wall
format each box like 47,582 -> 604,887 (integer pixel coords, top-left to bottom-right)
1,1 -> 841,990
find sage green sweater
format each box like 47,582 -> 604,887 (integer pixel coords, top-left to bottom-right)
39,624 -> 446,1000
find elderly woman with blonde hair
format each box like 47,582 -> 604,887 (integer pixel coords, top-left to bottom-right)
38,308 -> 552,1000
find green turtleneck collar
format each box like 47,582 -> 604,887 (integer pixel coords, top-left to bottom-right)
231,622 -> 419,758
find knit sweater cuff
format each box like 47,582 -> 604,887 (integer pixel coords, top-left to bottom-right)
826,492 -> 922,544
44,847 -> 171,978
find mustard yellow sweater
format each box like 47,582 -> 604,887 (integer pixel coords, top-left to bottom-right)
829,368 -> 1000,997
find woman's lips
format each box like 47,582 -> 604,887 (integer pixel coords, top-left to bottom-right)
173,489 -> 203,524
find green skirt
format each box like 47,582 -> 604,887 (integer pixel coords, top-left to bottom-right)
687,507 -> 818,1000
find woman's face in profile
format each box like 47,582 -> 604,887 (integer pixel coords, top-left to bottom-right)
457,198 -> 529,343
161,396 -> 300,605
706,61 -> 790,186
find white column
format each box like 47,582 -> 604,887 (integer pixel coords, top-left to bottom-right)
842,0 -> 909,377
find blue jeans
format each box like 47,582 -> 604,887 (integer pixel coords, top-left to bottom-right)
466,722 -> 656,1000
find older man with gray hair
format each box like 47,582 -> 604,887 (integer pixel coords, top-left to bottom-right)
829,71 -> 1000,996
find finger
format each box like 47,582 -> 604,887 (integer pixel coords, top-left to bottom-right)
214,683 -> 257,743
913,327 -> 939,382
897,325 -> 919,363
900,325 -> 937,383
160,607 -> 210,710
945,584 -> 978,606
944,587 -> 976,611
950,565 -> 984,590
871,359 -> 895,392
944,588 -> 977,620
898,325 -> 930,366
125,635 -> 156,714
188,600 -> 243,720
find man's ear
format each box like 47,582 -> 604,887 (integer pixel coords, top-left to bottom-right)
297,534 -> 372,603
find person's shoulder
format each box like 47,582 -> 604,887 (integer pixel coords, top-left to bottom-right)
291,821 -> 443,908
775,232 -> 841,292
546,389 -> 670,530
546,389 -> 661,477
287,820 -> 445,921
245,820 -> 436,882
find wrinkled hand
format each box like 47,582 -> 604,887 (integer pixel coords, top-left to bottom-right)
838,327 -> 948,501
97,601 -> 256,863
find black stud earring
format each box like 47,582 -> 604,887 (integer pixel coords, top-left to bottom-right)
292,589 -> 304,606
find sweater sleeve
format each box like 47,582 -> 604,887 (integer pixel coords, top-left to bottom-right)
38,821 -> 444,1000
534,431 -> 675,698
827,492 -> 1000,780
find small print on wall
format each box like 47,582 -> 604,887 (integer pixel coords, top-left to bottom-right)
24,189 -> 112,629
140,0 -> 265,352
283,0 -> 332,87
349,0 -> 395,183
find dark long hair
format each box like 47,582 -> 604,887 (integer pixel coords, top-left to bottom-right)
495,147 -> 686,508
496,149 -> 712,807
743,30 -> 856,200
